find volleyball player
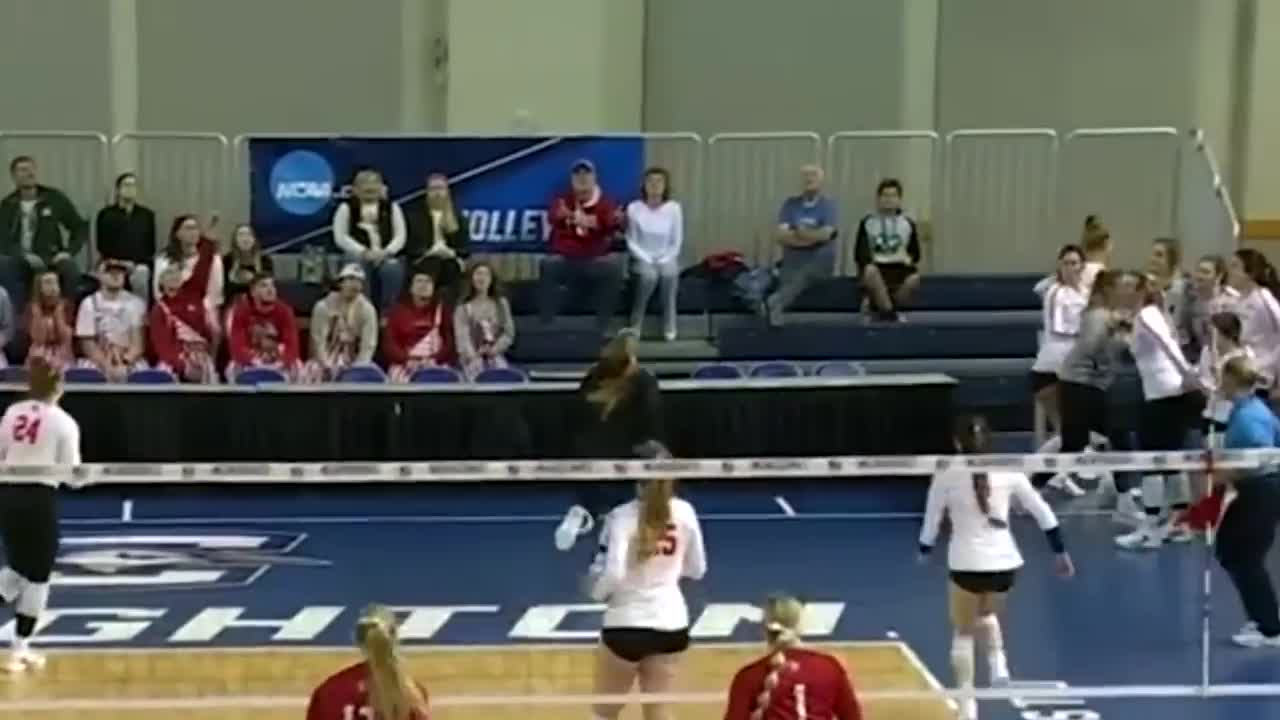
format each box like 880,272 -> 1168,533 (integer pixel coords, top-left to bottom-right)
723,595 -> 862,720
1226,249 -> 1280,392
0,358 -> 81,673
306,604 -> 429,720
1029,244 -> 1088,495
920,416 -> 1073,720
1198,312 -> 1253,444
1115,272 -> 1202,550
586,457 -> 707,720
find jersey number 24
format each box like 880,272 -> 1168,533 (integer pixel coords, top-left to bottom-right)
11,414 -> 40,445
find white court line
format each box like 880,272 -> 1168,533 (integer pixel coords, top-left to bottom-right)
120,499 -> 133,522
893,640 -> 960,712
774,496 -> 797,516
59,508 -> 1115,526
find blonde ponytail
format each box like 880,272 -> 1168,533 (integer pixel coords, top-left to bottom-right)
751,596 -> 805,720
356,605 -> 428,720
633,477 -> 675,563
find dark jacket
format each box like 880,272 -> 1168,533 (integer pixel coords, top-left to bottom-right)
572,368 -> 664,458
405,206 -> 471,263
95,203 -> 157,265
0,185 -> 88,261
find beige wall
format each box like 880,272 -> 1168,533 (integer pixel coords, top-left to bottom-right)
0,0 -> 112,132
1244,0 -> 1280,221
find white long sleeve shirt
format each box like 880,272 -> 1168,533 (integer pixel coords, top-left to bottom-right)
589,496 -> 707,631
920,471 -> 1058,573
625,200 -> 683,266
1032,282 -> 1087,374
1236,285 -> 1280,387
331,201 -> 407,257
1131,304 -> 1194,400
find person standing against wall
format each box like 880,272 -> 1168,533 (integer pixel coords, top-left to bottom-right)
764,165 -> 838,328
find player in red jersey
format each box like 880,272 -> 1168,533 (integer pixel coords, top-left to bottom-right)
723,595 -> 862,720
307,604 -> 429,720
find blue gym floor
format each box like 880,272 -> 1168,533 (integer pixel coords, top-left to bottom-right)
21,481 -> 1280,719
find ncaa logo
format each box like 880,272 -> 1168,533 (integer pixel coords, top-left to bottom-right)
270,150 -> 334,216
53,531 -> 330,592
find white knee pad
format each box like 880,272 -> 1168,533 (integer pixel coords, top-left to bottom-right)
1140,474 -> 1166,510
0,567 -> 21,604
1165,473 -> 1191,506
15,582 -> 49,619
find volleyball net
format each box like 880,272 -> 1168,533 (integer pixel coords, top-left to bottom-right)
5,448 -> 1280,719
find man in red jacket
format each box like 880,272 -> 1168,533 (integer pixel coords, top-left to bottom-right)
538,159 -> 624,335
225,273 -> 302,381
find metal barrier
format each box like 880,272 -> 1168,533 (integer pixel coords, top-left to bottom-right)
826,131 -> 940,274
705,133 -> 823,266
0,131 -> 109,267
941,129 -> 1059,273
111,132 -> 231,251
1060,127 -> 1180,268
1177,128 -> 1240,268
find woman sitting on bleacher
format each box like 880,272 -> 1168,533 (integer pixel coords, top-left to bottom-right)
304,264 -> 378,383
223,224 -> 274,308
23,270 -> 73,372
383,269 -> 455,382
154,214 -> 223,323
225,273 -> 302,382
150,265 -> 218,383
454,262 -> 514,381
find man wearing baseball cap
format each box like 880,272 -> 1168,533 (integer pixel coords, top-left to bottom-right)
539,159 -> 624,336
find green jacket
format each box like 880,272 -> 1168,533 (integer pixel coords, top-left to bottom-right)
0,185 -> 88,261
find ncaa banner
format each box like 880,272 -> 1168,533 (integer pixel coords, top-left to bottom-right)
248,136 -> 646,253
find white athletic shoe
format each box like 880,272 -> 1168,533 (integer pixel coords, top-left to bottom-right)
1113,490 -> 1145,525
958,696 -> 979,720
4,649 -> 46,673
554,505 -> 594,551
989,652 -> 1010,686
1115,521 -> 1165,550
1232,624 -> 1280,648
1047,473 -> 1087,497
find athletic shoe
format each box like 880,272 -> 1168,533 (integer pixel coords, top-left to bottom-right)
1163,520 -> 1194,543
989,652 -> 1010,686
1047,473 -> 1086,497
554,505 -> 594,551
4,649 -> 46,673
958,696 -> 978,720
1232,625 -> 1280,648
1113,490 -> 1145,525
1115,521 -> 1165,550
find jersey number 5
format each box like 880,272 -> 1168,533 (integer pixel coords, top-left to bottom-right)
657,523 -> 678,556
11,415 -> 40,445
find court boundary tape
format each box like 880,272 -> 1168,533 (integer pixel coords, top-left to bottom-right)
892,640 -> 959,711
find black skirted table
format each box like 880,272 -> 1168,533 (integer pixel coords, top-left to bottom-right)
0,374 -> 955,462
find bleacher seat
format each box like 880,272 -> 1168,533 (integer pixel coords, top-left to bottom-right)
474,367 -> 528,383
234,367 -> 289,385
0,366 -> 29,383
691,363 -> 742,380
749,361 -> 801,378
508,330 -> 602,365
127,368 -> 177,384
64,367 -> 107,383
410,367 -> 463,384
337,364 -> 387,383
813,361 -> 866,377
716,322 -> 1038,361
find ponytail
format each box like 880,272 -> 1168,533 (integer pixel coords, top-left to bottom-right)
752,596 -> 805,720
633,477 -> 675,563
356,606 -> 427,720
954,415 -> 1007,529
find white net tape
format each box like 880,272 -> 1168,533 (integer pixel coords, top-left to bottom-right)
8,448 -> 1279,484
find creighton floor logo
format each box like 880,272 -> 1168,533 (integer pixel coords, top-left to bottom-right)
53,532 -> 330,591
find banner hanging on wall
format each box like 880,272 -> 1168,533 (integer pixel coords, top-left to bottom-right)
247,136 -> 646,253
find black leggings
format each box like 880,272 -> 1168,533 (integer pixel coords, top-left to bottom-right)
0,484 -> 59,583
1216,476 -> 1280,637
1138,392 -> 1201,453
1042,381 -> 1133,488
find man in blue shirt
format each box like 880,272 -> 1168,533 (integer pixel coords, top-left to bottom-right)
763,165 -> 838,327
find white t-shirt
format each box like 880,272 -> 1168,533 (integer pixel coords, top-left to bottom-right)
1032,282 -> 1087,373
75,290 -> 146,348
1131,305 -> 1193,400
0,400 -> 82,487
19,199 -> 37,252
589,496 -> 707,631
920,470 -> 1058,573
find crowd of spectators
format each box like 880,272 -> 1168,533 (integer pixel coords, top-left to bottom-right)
0,152 -> 923,383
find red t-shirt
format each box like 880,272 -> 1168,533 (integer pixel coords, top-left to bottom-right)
723,648 -> 861,720
306,662 -> 428,720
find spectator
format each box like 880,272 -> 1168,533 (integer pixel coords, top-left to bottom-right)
539,159 -> 624,336
454,262 -> 515,381
407,173 -> 469,300
384,270 -> 454,382
625,167 -> 683,341
23,270 -> 73,371
150,265 -> 218,384
765,164 -> 838,327
73,260 -> 147,382
0,156 -> 87,308
154,215 -> 224,335
304,264 -> 378,383
331,168 -> 406,310
0,285 -> 12,366
94,172 -> 157,299
224,224 -> 274,307
854,178 -> 921,322
226,274 -> 302,382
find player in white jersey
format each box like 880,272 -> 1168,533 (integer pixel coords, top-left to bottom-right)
919,416 -> 1073,720
585,444 -> 707,720
0,358 -> 81,673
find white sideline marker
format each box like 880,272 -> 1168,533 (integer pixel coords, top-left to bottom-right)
774,496 -> 796,516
